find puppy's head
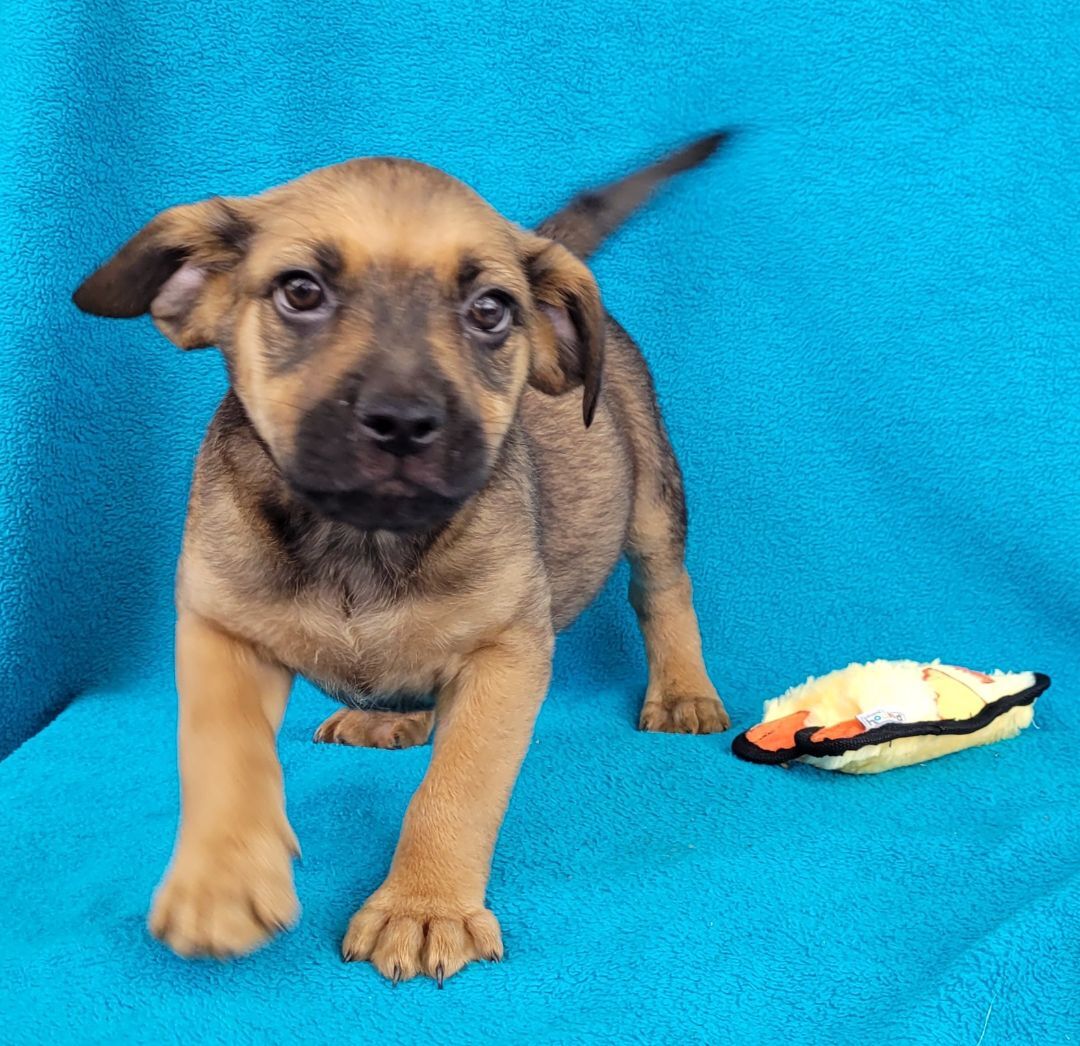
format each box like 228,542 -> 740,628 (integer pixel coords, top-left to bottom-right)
74,159 -> 604,531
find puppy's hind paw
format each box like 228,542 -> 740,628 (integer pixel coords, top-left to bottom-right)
314,709 -> 433,750
640,691 -> 730,734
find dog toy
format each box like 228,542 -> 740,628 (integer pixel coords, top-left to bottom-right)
731,660 -> 1049,774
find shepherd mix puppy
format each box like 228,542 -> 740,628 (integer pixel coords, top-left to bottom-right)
73,133 -> 730,984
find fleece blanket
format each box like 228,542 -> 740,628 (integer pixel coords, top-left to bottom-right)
1,0 -> 1078,1042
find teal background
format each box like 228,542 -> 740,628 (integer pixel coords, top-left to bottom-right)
1,1 -> 1077,1041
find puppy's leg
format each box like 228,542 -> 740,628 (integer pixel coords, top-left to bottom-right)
149,609 -> 299,958
314,708 -> 434,749
628,478 -> 729,735
342,623 -> 552,984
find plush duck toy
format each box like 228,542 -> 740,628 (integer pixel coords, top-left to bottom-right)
731,660 -> 1049,774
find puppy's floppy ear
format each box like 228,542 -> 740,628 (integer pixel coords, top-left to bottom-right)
521,234 -> 605,427
72,197 -> 252,349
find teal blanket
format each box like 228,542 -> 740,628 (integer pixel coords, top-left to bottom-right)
1,1 -> 1077,1042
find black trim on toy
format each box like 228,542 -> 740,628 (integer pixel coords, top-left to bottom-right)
731,673 -> 1050,765
730,732 -> 801,765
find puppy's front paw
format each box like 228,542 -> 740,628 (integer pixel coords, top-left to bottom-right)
149,822 -> 299,959
640,691 -> 731,734
314,708 -> 433,750
342,888 -> 503,985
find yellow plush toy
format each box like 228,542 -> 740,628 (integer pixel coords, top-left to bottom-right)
731,660 -> 1049,774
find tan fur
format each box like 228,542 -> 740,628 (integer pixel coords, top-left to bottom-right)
149,610 -> 298,958
314,708 -> 434,749
73,138 -> 730,982
342,622 -> 552,981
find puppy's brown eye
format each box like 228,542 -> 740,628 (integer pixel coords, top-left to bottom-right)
275,272 -> 325,314
465,293 -> 512,338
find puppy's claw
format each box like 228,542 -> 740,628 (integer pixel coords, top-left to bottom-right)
391,964 -> 402,987
435,963 -> 445,989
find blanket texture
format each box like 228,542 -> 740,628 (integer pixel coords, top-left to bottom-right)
1,0 -> 1078,1042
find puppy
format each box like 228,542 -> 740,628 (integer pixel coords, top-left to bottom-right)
73,133 -> 730,983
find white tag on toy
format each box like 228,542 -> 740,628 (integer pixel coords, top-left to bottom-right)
856,707 -> 907,730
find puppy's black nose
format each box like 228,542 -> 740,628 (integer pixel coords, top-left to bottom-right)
359,397 -> 446,457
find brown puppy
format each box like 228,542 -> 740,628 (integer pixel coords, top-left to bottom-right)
73,134 -> 731,983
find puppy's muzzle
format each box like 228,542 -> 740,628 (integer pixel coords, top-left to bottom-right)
289,383 -> 488,531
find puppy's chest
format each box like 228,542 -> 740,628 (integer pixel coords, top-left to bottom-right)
228,577 -> 499,699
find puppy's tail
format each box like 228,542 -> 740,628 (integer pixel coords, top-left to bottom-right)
535,130 -> 732,260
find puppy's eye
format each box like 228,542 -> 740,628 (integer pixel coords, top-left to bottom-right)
464,292 -> 512,339
274,272 -> 326,314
